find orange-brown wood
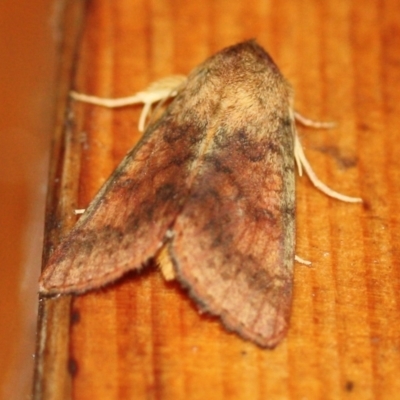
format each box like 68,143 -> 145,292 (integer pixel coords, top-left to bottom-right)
34,0 -> 400,399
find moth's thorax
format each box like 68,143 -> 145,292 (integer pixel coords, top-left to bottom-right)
181,41 -> 293,131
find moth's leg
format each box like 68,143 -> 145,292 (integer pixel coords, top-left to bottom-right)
156,244 -> 176,281
294,111 -> 336,129
295,255 -> 312,266
292,113 -> 362,203
71,75 -> 187,131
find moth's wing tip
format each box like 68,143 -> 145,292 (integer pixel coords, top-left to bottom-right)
177,272 -> 289,348
218,308 -> 289,349
37,279 -> 65,297
38,278 -> 90,296
37,266 -> 56,294
38,274 -> 67,296
247,324 -> 288,349
38,282 -> 48,295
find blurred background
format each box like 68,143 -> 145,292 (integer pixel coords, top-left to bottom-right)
0,0 -> 58,398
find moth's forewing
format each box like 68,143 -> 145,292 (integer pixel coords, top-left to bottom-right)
169,41 -> 295,347
40,98 -> 202,294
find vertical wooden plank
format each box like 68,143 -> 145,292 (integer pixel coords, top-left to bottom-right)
34,1 -> 400,399
32,1 -> 87,399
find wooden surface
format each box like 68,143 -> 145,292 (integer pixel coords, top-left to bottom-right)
34,0 -> 400,399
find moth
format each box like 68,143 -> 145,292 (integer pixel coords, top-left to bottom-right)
40,40 -> 361,347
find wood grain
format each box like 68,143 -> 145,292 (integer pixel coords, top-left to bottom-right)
34,0 -> 400,399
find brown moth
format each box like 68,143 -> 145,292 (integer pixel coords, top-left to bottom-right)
40,40 -> 361,347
